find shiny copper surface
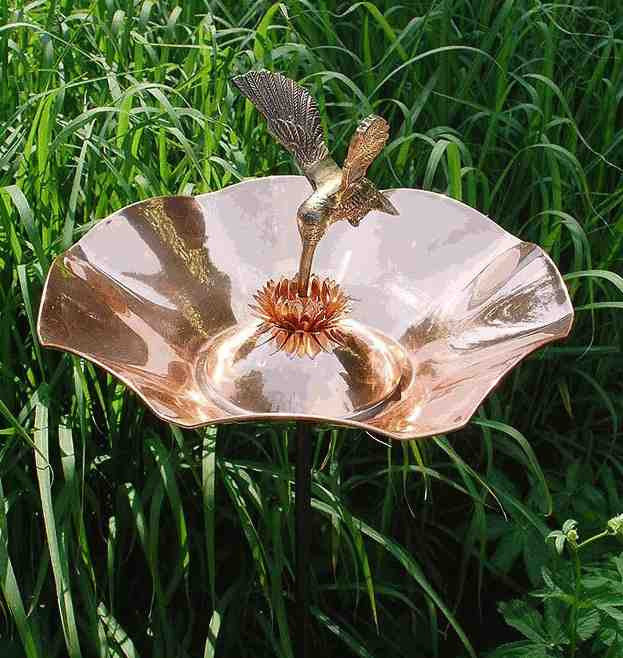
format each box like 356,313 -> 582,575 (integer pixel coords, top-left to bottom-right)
37,176 -> 574,440
198,318 -> 404,419
232,71 -> 397,296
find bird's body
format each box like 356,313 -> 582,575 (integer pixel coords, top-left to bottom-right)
232,70 -> 398,296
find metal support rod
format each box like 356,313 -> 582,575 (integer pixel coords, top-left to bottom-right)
297,241 -> 317,297
295,421 -> 313,658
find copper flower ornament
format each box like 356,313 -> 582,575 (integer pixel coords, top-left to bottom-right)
37,176 -> 574,439
251,275 -> 351,358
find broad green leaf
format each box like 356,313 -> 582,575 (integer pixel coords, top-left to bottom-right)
498,599 -> 547,644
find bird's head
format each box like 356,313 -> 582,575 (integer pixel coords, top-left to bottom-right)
297,202 -> 328,245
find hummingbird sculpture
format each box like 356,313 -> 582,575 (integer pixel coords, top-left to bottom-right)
232,70 -> 398,297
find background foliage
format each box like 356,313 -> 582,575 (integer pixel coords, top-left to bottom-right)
0,0 -> 622,656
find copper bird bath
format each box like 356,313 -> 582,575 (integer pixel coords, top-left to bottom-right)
37,71 -> 574,657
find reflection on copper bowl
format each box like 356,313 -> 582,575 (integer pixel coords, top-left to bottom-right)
37,176 -> 573,439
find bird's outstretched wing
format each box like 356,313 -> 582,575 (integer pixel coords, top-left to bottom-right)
339,115 -> 389,197
232,70 -> 330,183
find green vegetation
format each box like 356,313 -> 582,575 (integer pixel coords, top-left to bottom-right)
1,1 -> 621,656
491,516 -> 623,657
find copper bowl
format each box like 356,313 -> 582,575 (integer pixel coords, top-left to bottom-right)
37,176 -> 573,439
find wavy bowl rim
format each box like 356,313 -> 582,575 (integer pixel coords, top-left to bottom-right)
36,176 -> 575,440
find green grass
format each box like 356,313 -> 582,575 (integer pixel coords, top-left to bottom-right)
0,0 -> 622,656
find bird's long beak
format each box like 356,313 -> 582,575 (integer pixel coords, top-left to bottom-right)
297,240 -> 317,297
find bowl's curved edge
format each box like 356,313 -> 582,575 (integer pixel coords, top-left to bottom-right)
36,179 -> 576,441
33,333 -> 572,444
532,240 -> 575,339
395,239 -> 574,440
